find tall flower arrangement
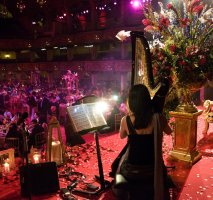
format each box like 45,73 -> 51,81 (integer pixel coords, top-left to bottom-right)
142,0 -> 213,95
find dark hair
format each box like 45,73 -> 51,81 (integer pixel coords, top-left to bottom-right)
31,119 -> 38,124
128,84 -> 153,129
22,112 -> 28,119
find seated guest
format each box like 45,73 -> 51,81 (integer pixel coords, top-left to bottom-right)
28,119 -> 44,150
17,112 -> 29,131
6,123 -> 23,140
0,109 -> 4,125
11,112 -> 22,123
38,93 -> 50,124
5,123 -> 23,155
3,110 -> 13,125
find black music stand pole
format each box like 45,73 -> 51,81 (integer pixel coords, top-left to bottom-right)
73,130 -> 111,195
22,129 -> 32,200
94,130 -> 110,190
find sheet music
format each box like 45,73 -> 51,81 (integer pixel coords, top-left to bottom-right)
67,103 -> 107,133
67,105 -> 92,132
83,103 -> 107,128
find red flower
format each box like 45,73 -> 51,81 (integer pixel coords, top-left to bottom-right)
158,52 -> 164,61
142,19 -> 151,26
179,60 -> 187,66
169,44 -> 176,53
191,0 -> 202,8
198,55 -> 206,65
159,15 -> 170,27
180,18 -> 190,27
187,0 -> 201,12
158,25 -> 163,32
192,5 -> 204,14
186,45 -> 198,56
183,65 -> 192,71
167,3 -> 173,9
153,67 -> 157,76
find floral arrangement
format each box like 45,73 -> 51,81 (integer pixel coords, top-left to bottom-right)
142,0 -> 213,92
62,70 -> 79,92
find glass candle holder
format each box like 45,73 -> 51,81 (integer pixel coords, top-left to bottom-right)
33,153 -> 41,164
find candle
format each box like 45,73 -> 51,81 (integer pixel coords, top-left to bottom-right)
33,154 -> 40,164
51,141 -> 62,165
4,162 -> 10,173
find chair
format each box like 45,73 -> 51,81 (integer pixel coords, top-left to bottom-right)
5,137 -> 20,156
34,132 -> 47,150
114,113 -> 123,131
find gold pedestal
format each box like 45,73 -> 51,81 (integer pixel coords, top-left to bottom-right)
169,110 -> 202,164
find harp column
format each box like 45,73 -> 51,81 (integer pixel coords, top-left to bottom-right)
169,110 -> 202,164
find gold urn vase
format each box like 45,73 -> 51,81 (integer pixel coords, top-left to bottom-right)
175,78 -> 207,113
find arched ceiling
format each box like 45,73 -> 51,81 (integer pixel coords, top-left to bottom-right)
0,0 -> 102,39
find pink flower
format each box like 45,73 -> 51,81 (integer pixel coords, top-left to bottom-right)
142,19 -> 151,26
144,25 -> 155,32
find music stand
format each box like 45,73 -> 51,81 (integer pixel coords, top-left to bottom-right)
66,103 -> 111,195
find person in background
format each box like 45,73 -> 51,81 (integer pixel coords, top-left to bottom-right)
5,123 -> 23,155
37,93 -> 51,123
27,91 -> 37,120
16,111 -> 30,135
6,123 -> 23,140
28,119 -> 44,150
113,84 -> 172,200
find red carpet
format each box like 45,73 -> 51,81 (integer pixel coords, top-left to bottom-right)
1,111 -> 212,200
66,111 -> 213,200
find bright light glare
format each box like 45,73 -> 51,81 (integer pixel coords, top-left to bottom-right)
95,101 -> 109,113
112,95 -> 119,101
130,1 -> 142,8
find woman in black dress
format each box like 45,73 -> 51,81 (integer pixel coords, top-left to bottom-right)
114,84 -> 172,200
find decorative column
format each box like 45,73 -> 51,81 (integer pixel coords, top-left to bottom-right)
120,73 -> 126,91
67,47 -> 73,61
169,110 -> 202,164
47,48 -> 53,61
89,0 -> 97,29
91,73 -> 95,86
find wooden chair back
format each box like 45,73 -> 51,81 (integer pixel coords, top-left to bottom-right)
5,137 -> 19,155
114,113 -> 123,131
34,132 -> 46,149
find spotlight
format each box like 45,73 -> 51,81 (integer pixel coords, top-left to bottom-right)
130,0 -> 142,9
95,101 -> 109,113
112,95 -> 119,101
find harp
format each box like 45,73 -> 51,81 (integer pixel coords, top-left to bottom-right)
109,31 -> 171,177
130,31 -> 161,97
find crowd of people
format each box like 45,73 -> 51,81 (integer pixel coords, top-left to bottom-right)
0,80 -> 129,156
0,76 -> 176,199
